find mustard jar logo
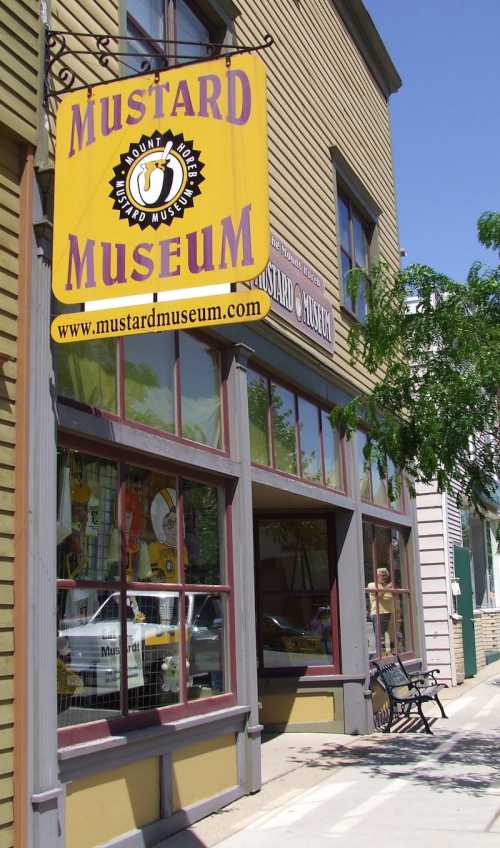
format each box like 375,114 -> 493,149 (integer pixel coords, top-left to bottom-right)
109,130 -> 204,229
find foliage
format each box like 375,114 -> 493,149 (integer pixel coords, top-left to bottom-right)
330,215 -> 500,512
477,211 -> 500,252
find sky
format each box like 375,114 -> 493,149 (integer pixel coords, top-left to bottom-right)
362,0 -> 500,281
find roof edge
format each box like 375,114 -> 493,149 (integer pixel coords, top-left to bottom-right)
332,0 -> 402,98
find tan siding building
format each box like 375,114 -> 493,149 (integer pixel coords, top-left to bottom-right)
4,2 -> 428,846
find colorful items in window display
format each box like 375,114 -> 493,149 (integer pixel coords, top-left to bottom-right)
124,487 -> 144,581
56,452 -> 229,727
149,488 -> 179,582
57,455 -> 119,581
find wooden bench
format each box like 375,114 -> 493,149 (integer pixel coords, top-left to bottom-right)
373,655 -> 448,734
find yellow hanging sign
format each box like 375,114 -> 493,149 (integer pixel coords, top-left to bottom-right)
52,54 -> 270,304
51,290 -> 271,343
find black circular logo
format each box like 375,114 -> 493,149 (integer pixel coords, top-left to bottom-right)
109,130 -> 204,230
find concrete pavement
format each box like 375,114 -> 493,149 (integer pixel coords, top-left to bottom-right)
157,660 -> 500,848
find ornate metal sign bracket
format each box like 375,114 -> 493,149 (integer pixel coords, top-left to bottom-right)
44,27 -> 274,104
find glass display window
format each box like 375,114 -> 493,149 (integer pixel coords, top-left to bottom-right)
356,430 -> 404,512
124,333 -> 176,433
56,330 -> 226,454
56,445 -> 234,739
256,517 -> 339,672
363,521 -> 413,660
247,368 -> 271,466
179,333 -> 223,449
248,367 -> 344,493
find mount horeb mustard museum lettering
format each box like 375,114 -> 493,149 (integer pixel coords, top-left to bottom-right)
52,53 -> 270,304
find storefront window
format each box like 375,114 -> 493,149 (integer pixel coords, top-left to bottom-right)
321,410 -> 343,490
298,398 -> 321,482
248,368 -> 271,466
57,454 -> 119,582
56,338 -> 118,414
371,460 -> 387,506
124,466 -> 178,583
56,331 -> 225,452
387,457 -> 401,510
248,368 -> 344,492
356,430 -> 371,500
183,480 -> 224,584
187,593 -> 228,701
180,333 -> 222,448
271,383 -> 298,475
363,522 -> 413,659
124,333 -> 175,432
56,448 -> 232,732
57,588 -> 123,725
356,430 -> 403,511
126,592 -> 181,712
257,518 -> 336,669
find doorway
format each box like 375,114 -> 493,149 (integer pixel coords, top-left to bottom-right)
254,514 -> 340,675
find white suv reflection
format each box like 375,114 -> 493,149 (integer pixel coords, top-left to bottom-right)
58,591 -> 223,696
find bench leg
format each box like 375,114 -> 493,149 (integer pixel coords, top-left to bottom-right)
417,701 -> 432,734
384,702 -> 395,733
435,694 -> 448,719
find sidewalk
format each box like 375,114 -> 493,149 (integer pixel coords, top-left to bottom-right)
157,660 -> 500,848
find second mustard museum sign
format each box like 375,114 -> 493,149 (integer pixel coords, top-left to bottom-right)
252,233 -> 334,352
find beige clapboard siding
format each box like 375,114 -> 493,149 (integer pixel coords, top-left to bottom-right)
0,136 -> 19,845
46,0 -> 120,159
0,0 -> 39,144
236,0 -> 400,394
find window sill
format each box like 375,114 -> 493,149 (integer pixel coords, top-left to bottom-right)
340,303 -> 366,325
58,703 -> 250,760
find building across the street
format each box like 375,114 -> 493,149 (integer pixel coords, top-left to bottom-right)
416,479 -> 500,687
0,2 -> 428,846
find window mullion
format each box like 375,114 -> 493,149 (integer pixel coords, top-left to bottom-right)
118,464 -> 129,715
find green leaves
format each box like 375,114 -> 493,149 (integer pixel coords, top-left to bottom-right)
477,212 -> 500,252
331,214 -> 500,513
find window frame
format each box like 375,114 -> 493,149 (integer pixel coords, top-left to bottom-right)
330,146 -> 381,324
55,330 -> 230,457
247,365 -> 346,495
356,428 -> 405,513
337,190 -> 372,322
363,520 -> 415,662
254,512 -> 341,677
126,0 -> 225,69
56,433 -> 237,748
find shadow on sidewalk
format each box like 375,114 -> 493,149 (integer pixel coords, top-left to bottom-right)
285,725 -> 500,798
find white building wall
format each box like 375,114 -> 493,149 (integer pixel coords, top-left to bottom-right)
416,483 -> 456,684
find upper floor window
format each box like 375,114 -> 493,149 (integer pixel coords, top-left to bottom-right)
127,0 -> 217,71
338,192 -> 371,321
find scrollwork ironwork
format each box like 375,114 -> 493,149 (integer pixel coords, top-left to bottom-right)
44,27 -> 274,101
44,30 -> 76,104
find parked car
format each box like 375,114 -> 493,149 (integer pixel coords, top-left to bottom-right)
57,590 -> 224,698
262,613 -> 322,654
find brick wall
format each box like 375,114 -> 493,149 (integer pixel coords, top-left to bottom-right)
474,611 -> 486,671
452,617 -> 465,684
